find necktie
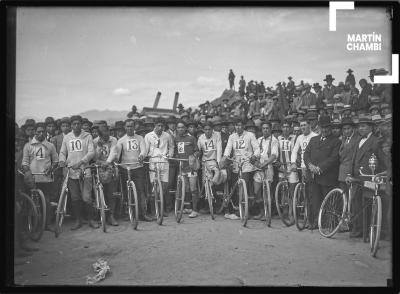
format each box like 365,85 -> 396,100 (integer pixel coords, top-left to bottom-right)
346,137 -> 350,144
320,136 -> 326,142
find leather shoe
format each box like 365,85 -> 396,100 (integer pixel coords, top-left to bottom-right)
349,231 -> 363,238
89,219 -> 100,229
142,214 -> 153,222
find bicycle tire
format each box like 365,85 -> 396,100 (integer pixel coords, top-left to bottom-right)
262,180 -> 272,227
217,181 -> 232,214
20,192 -> 39,235
206,180 -> 214,220
127,181 -> 139,230
238,179 -> 249,227
154,178 -> 164,225
29,189 -> 46,241
318,188 -> 346,238
175,176 -> 185,223
55,187 -> 68,238
370,195 -> 382,257
98,185 -> 107,233
293,183 -> 307,231
275,181 -> 292,226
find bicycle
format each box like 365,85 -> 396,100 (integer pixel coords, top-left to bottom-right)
113,162 -> 140,230
318,154 -> 386,257
275,163 -> 295,227
17,170 -> 47,241
167,157 -> 190,223
85,164 -> 109,233
199,159 -> 218,220
143,156 -> 166,225
217,157 -> 249,227
253,165 -> 272,227
293,167 -> 309,231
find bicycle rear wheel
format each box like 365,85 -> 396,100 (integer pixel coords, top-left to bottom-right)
293,183 -> 307,231
262,180 -> 272,227
238,179 -> 248,227
318,188 -> 346,238
275,181 -> 292,226
205,180 -> 214,220
175,176 -> 185,223
127,181 -> 139,230
98,186 -> 107,233
154,178 -> 164,225
29,189 -> 46,241
55,187 -> 68,238
370,195 -> 382,257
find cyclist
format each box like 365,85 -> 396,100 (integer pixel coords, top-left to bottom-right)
21,122 -> 59,231
106,119 -> 152,221
144,117 -> 174,216
93,123 -> 119,226
221,119 -> 260,220
58,115 -> 98,230
276,120 -> 299,222
253,121 -> 279,220
197,121 -> 223,211
290,117 -> 318,228
174,120 -> 201,218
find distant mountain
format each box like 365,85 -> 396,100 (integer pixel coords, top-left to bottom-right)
78,109 -> 129,124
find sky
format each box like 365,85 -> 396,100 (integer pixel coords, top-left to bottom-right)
16,7 -> 392,121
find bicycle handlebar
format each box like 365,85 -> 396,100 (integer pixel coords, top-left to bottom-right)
167,158 -> 189,162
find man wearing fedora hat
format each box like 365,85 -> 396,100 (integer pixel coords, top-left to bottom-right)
345,69 -> 356,88
345,114 -> 387,237
298,83 -> 317,109
338,118 -> 360,199
322,74 -> 337,104
313,83 -> 324,109
304,116 -> 341,229
239,75 -> 246,98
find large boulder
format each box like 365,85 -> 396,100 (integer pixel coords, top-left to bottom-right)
211,89 -> 242,106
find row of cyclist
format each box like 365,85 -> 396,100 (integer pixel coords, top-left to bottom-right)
17,116 -> 387,257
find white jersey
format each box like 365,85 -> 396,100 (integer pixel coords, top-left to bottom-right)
291,131 -> 318,168
277,135 -> 296,165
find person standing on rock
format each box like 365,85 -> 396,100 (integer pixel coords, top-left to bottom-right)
228,69 -> 235,90
239,76 -> 246,97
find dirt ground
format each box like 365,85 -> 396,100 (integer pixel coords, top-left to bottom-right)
14,213 -> 392,286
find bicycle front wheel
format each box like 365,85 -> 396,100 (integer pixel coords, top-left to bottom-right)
55,187 -> 68,238
275,181 -> 292,226
175,176 -> 185,223
205,180 -> 214,220
238,179 -> 248,227
262,180 -> 272,227
318,188 -> 346,238
127,181 -> 139,230
20,192 -> 39,236
370,195 -> 382,257
293,183 -> 307,231
29,189 -> 46,241
98,186 -> 107,233
154,178 -> 164,225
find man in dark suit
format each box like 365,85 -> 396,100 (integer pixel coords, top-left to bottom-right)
346,115 -> 386,237
304,116 -> 341,229
338,118 -> 360,192
322,74 -> 337,104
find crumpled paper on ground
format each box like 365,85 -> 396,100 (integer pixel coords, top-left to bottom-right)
86,258 -> 110,285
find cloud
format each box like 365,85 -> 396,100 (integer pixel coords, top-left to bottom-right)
112,88 -> 131,96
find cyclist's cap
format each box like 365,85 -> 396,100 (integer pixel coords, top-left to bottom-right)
70,115 -> 82,124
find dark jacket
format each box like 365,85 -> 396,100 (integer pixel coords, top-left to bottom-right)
350,133 -> 386,178
338,132 -> 360,182
304,134 -> 341,186
50,133 -> 64,155
356,84 -> 372,112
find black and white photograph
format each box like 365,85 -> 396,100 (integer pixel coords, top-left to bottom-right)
6,2 -> 398,288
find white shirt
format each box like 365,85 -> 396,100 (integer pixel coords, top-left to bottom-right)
291,131 -> 318,168
358,132 -> 372,148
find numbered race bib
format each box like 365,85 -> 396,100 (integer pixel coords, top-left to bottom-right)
235,139 -> 245,150
178,142 -> 185,154
126,139 -> 139,151
100,145 -> 109,156
69,139 -> 83,153
205,140 -> 216,151
281,140 -> 291,152
35,146 -> 45,160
